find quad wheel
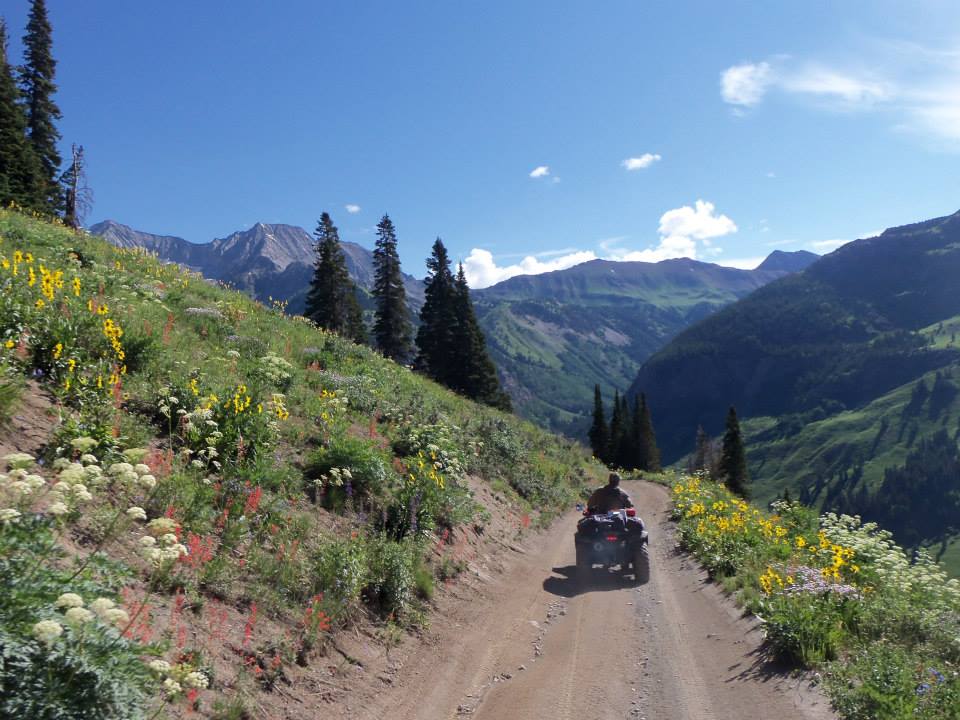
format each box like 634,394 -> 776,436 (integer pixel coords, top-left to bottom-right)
633,543 -> 650,585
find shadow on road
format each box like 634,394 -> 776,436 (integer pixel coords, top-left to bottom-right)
543,565 -> 637,598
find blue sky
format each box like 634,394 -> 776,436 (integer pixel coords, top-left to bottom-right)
6,1 -> 960,286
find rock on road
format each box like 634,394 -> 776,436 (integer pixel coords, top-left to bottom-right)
349,481 -> 836,720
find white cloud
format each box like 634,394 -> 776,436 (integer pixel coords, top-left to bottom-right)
720,45 -> 960,144
611,199 -> 738,263
529,165 -> 550,178
345,204 -> 361,214
463,200 -> 738,287
622,154 -> 661,170
721,62 -> 773,106
781,65 -> 892,106
463,248 -> 597,288
714,256 -> 766,270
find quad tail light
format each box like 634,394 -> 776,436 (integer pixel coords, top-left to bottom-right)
605,534 -> 619,541
626,508 -> 636,517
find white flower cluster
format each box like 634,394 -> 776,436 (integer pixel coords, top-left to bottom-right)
107,460 -> 157,490
31,593 -> 130,644
0,453 -> 40,522
181,406 -> 223,467
148,658 -> 209,697
317,466 -> 353,488
140,517 -> 187,567
257,352 -> 293,388
821,513 -> 960,610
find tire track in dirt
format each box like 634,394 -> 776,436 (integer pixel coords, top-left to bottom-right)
342,481 -> 836,720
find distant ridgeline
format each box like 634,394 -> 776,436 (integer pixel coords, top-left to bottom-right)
90,219 -> 816,437
629,209 -> 960,572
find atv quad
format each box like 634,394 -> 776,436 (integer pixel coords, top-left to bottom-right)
574,508 -> 649,585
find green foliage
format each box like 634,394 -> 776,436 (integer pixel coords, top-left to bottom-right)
18,0 -> 62,213
372,214 -> 413,362
719,406 -> 749,498
304,213 -> 366,343
306,435 -> 394,509
365,536 -> 416,617
311,536 -> 368,617
0,516 -> 158,719
0,20 -> 43,211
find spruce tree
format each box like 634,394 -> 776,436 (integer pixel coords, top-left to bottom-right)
372,214 -> 412,361
691,425 -> 709,473
615,393 -> 633,469
0,19 -> 41,208
588,384 -> 609,461
719,405 -> 749,497
19,0 -> 62,212
607,390 -> 623,468
450,263 -> 511,411
304,213 -> 366,343
415,238 -> 457,383
636,393 -> 661,472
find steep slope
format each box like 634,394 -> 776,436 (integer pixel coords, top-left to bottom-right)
630,209 -> 960,463
474,255 -> 815,435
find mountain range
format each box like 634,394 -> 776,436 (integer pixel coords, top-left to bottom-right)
89,219 -> 816,435
629,208 -> 960,572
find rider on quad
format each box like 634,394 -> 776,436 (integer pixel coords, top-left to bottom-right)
586,472 -> 633,513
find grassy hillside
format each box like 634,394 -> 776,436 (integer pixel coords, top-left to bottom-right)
632,210 -> 960,464
475,257 -> 800,436
0,209 -> 599,718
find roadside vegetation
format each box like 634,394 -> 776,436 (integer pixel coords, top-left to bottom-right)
0,208 -> 597,718
671,473 -> 960,719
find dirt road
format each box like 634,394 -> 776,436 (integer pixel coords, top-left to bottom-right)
346,481 -> 835,720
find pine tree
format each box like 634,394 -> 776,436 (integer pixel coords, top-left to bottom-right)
719,405 -> 749,497
304,213 -> 366,343
608,390 -> 623,468
690,425 -> 710,473
415,238 -> 457,383
0,19 -> 42,208
615,393 -> 633,469
451,263 -> 511,410
588,384 -> 609,461
372,214 -> 412,361
636,393 -> 661,472
19,0 -> 62,212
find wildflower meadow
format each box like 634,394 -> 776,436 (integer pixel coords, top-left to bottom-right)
0,207 -> 596,717
672,473 -> 960,719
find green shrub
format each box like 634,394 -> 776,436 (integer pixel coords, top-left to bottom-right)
0,517 -> 158,719
312,537 -> 368,617
306,435 -> 393,509
365,536 -> 415,617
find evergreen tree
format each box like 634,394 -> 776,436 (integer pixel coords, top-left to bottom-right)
415,238 -> 457,383
690,425 -> 710,473
719,405 -> 749,497
608,390 -> 624,468
19,0 -> 62,212
588,384 -> 609,461
615,393 -> 632,469
0,19 -> 41,208
371,214 -> 412,361
304,213 -> 366,343
635,393 -> 661,472
450,264 -> 511,410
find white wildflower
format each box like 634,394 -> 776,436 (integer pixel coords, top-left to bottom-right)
104,608 -> 130,626
48,501 -> 68,516
126,506 -> 147,521
32,619 -> 64,644
162,677 -> 182,696
148,659 -> 171,674
3,452 -> 35,470
138,474 -> 157,490
89,598 -> 115,616
0,508 -> 22,523
139,535 -> 157,548
55,593 -> 85,608
183,671 -> 209,689
64,607 -> 95,625
133,464 -> 151,476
